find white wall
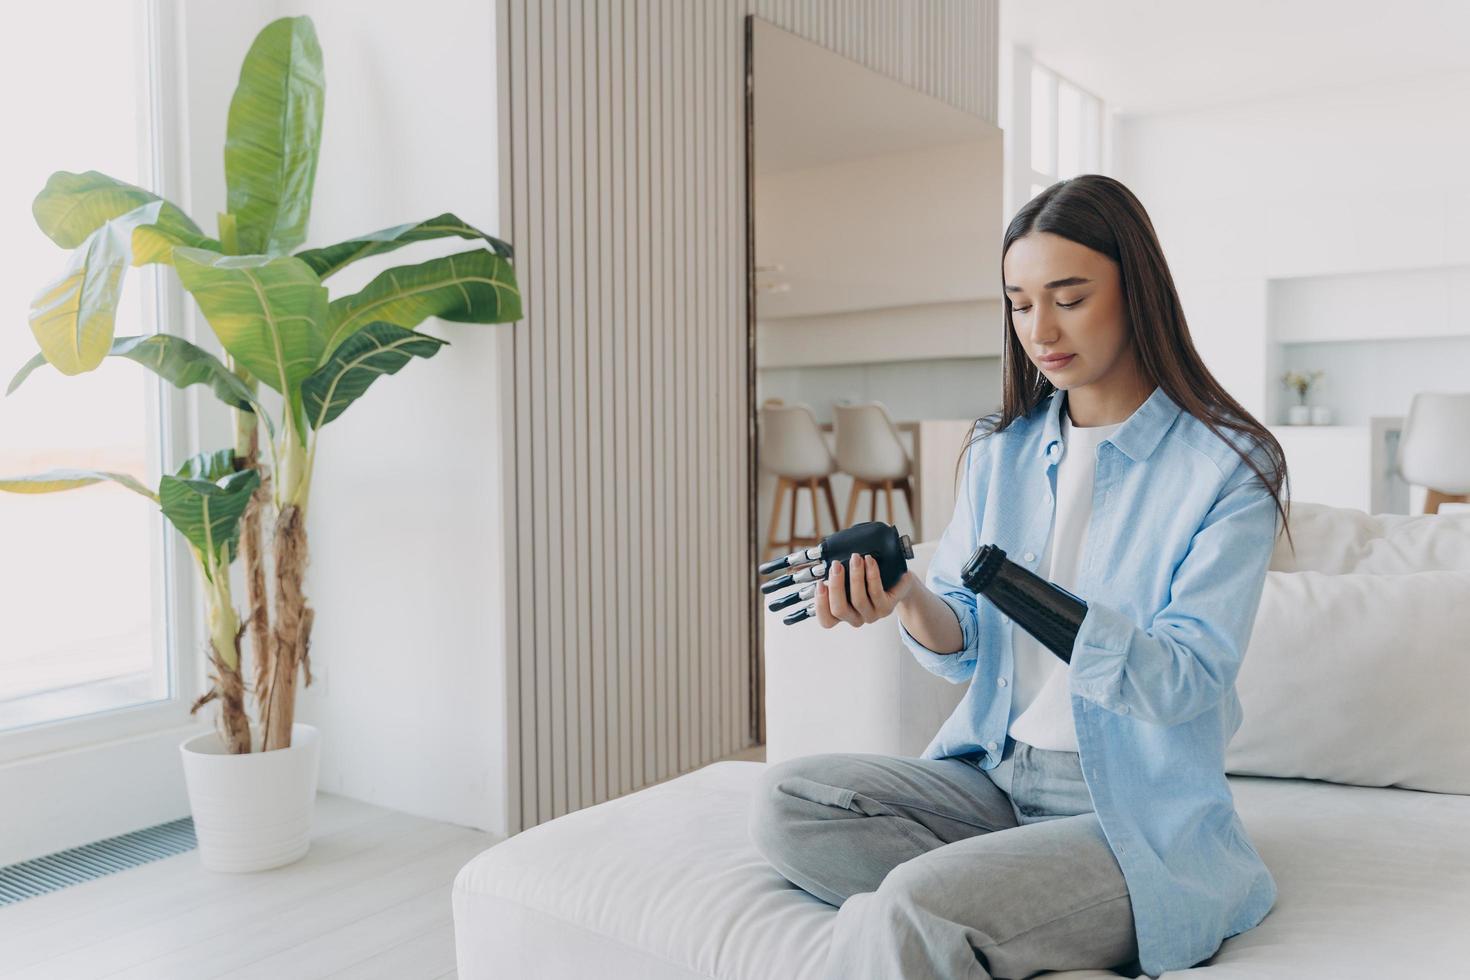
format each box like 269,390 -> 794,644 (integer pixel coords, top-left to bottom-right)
1115,71 -> 1470,427
286,0 -> 508,836
178,0 -> 510,836
755,139 -> 1004,319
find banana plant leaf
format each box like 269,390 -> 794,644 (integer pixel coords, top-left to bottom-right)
224,15 -> 324,255
32,170 -> 205,250
295,213 -> 513,280
175,448 -> 240,482
0,469 -> 157,501
301,321 -> 448,429
323,248 -> 521,356
159,468 -> 260,574
28,201 -> 166,375
172,248 -> 326,439
7,336 -> 269,435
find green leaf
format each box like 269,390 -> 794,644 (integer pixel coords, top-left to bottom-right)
6,352 -> 48,396
323,248 -> 522,356
6,334 -> 274,438
172,248 -> 327,408
131,223 -> 221,267
295,213 -> 513,280
224,16 -> 325,254
108,335 -> 264,418
0,469 -> 157,502
175,448 -> 240,482
159,468 -> 260,571
32,170 -> 204,250
301,321 -> 448,429
28,201 -> 164,375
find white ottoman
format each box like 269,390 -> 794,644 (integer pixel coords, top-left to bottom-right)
452,761 -> 832,979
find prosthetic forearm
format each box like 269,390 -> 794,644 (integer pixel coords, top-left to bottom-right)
960,544 -> 1086,664
758,521 -> 914,625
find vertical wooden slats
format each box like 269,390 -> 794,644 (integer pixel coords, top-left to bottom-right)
499,0 -> 997,833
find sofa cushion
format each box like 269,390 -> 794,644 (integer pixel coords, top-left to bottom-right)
1227,568 -> 1470,795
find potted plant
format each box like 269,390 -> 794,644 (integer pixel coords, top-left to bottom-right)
1282,369 -> 1324,425
0,15 -> 521,871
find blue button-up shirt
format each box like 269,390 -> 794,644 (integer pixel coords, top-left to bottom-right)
899,384 -> 1279,977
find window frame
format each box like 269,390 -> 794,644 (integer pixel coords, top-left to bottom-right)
0,0 -> 208,767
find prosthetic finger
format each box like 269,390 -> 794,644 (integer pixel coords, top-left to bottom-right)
758,545 -> 823,576
782,601 -> 816,626
760,560 -> 828,596
767,582 -> 816,612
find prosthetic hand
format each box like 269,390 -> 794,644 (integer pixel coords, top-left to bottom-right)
960,544 -> 1087,664
759,521 -> 914,626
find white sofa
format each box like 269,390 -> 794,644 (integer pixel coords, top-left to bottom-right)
453,503 -> 1470,978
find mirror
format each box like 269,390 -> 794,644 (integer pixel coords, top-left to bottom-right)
748,17 -> 1006,572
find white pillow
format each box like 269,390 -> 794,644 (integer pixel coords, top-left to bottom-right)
1226,568 -> 1470,795
1269,503 -> 1470,575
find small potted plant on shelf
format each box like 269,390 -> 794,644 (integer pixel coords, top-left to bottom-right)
0,15 -> 522,872
1282,369 -> 1324,425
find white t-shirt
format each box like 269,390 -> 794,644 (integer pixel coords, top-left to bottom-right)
1006,408 -> 1122,752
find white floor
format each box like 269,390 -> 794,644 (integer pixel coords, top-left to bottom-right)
0,792 -> 489,980
0,744 -> 768,980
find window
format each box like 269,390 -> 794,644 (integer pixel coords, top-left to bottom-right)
1002,48 -> 1109,215
1028,63 -> 1104,191
0,1 -> 181,735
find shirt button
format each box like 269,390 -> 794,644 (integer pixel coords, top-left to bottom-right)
1120,704 -> 1130,714
1023,552 -> 1036,563
997,677 -> 1008,687
1002,615 -> 1011,624
986,740 -> 998,751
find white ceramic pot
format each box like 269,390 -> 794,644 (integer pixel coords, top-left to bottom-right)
180,722 -> 321,872
1287,404 -> 1312,425
1311,405 -> 1333,425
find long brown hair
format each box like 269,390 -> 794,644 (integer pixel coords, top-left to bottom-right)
960,174 -> 1293,552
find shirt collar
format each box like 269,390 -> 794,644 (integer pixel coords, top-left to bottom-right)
1038,384 -> 1183,463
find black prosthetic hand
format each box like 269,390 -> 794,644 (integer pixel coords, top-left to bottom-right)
960,544 -> 1086,664
758,521 -> 914,626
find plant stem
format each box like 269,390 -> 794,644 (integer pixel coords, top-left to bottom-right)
194,550 -> 251,754
226,358 -> 275,725
262,503 -> 311,752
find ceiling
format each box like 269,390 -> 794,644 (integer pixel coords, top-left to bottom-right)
751,19 -> 997,175
1001,0 -> 1470,116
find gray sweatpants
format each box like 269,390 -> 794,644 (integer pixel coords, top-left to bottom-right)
747,739 -> 1141,979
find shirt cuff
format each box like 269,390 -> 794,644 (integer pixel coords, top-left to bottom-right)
898,592 -> 978,678
1067,600 -> 1136,715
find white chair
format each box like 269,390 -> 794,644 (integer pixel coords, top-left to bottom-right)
833,402 -> 914,529
1396,391 -> 1470,513
759,401 -> 840,560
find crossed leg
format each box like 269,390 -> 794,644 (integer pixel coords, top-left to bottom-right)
747,752 -> 1137,980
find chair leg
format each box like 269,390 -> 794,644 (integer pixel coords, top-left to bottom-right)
844,478 -> 865,528
788,478 -> 801,548
869,480 -> 877,521
897,477 -> 916,538
883,480 -> 895,525
764,476 -> 788,560
807,478 -> 822,537
1425,488 -> 1469,515
819,477 -> 841,531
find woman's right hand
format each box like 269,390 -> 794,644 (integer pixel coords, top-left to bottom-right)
815,552 -> 918,629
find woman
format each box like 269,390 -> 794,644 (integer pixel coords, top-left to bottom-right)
747,174 -> 1292,980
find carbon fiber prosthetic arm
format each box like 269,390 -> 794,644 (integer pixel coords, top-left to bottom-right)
959,544 -> 1088,664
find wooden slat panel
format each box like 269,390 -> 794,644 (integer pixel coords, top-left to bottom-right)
499,0 -> 996,832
